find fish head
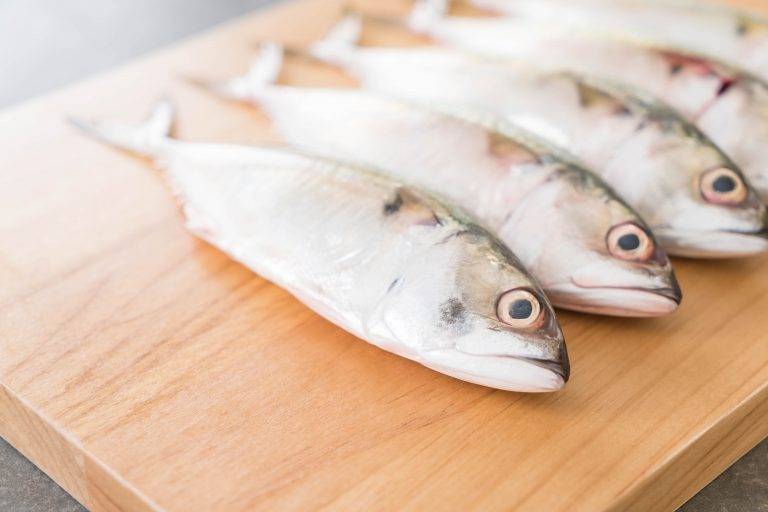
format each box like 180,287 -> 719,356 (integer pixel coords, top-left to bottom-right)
608,109 -> 768,257
697,74 -> 768,204
501,163 -> 680,317
619,114 -> 768,258
652,53 -> 768,202
373,224 -> 568,393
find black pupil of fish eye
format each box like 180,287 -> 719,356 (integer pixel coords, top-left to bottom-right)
712,174 -> 737,193
509,299 -> 534,320
618,233 -> 641,251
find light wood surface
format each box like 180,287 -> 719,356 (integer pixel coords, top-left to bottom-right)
1,1 -> 767,511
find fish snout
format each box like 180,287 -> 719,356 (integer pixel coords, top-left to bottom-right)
659,273 -> 683,306
524,340 -> 570,384
558,260 -> 682,317
663,200 -> 768,257
420,332 -> 570,393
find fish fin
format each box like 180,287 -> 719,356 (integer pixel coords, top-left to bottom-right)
487,132 -> 539,167
384,188 -> 443,227
188,42 -> 284,101
736,14 -> 768,36
310,12 -> 362,64
69,98 -> 174,157
569,80 -> 633,116
409,0 -> 450,32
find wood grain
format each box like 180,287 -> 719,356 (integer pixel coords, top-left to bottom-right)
1,0 -> 767,510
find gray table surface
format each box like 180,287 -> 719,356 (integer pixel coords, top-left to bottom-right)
0,1 -> 766,510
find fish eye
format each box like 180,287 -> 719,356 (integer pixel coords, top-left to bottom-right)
496,288 -> 543,329
607,222 -> 655,262
700,167 -> 748,206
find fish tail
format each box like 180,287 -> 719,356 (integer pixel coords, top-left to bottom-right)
69,98 -> 174,157
187,42 -> 284,102
409,0 -> 449,32
310,11 -> 362,64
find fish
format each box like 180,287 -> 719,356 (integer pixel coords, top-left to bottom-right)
406,0 -> 768,204
195,43 -> 681,317
308,14 -> 768,258
70,100 -> 569,393
469,0 -> 768,82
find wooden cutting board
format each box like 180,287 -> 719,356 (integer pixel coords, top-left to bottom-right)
1,1 -> 767,510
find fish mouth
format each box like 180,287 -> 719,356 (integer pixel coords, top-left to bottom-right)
550,281 -> 682,318
727,226 -> 768,238
418,349 -> 569,393
656,227 -> 768,258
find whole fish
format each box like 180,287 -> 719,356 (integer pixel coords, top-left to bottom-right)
308,14 -> 768,258
407,0 -> 768,203
470,0 -> 768,82
70,101 -> 569,392
198,44 -> 681,317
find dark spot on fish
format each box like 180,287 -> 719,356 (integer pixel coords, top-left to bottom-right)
429,214 -> 443,227
717,79 -> 735,96
737,17 -> 752,36
436,230 -> 462,245
618,233 -> 641,251
737,19 -> 748,35
635,119 -> 652,132
439,298 -> 470,335
441,298 -> 465,324
670,63 -> 683,75
383,192 -> 404,216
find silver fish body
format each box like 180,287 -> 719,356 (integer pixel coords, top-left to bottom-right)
71,101 -> 569,392
471,0 -> 768,82
204,45 -> 681,317
309,15 -> 768,258
408,0 -> 768,204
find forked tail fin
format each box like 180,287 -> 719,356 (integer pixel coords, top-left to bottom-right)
310,12 -> 363,64
409,0 -> 450,32
69,98 -> 174,157
188,42 -> 284,102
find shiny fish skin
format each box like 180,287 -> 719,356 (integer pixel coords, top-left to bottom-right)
70,101 -> 569,393
309,14 -> 768,258
408,0 -> 768,204
201,45 -> 681,317
471,0 -> 768,82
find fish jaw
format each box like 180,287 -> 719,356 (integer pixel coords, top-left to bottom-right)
548,284 -> 681,317
419,348 -> 568,393
548,260 -> 682,317
655,228 -> 768,258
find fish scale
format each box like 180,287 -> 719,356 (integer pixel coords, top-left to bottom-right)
201,43 -> 682,318
70,100 -> 570,393
470,0 -> 768,81
408,0 -> 768,205
301,15 -> 768,258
